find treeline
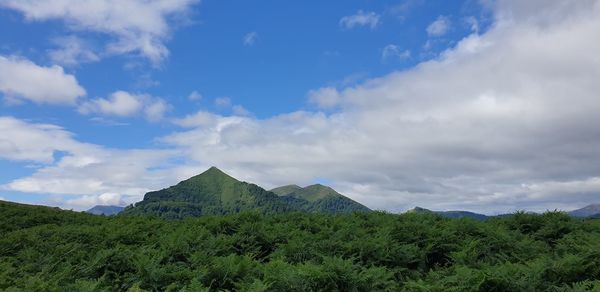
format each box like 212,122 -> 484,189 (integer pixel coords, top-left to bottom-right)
1,201 -> 600,291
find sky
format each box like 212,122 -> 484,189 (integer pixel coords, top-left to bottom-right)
0,0 -> 599,214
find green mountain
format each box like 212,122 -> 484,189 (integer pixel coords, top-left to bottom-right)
271,184 -> 371,213
123,167 -> 297,219
408,206 -> 488,220
122,167 -> 370,218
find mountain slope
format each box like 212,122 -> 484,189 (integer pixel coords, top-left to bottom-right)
408,206 -> 488,220
270,185 -> 302,196
271,184 -> 370,213
86,205 -> 124,216
123,167 -> 297,219
568,204 -> 600,218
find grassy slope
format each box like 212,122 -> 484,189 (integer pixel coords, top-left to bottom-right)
272,184 -> 371,213
124,167 -> 296,218
269,185 -> 302,196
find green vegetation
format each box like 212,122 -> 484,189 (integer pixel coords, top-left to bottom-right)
123,167 -> 370,219
2,200 -> 600,291
272,184 -> 370,213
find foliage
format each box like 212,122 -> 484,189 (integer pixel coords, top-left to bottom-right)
2,201 -> 600,291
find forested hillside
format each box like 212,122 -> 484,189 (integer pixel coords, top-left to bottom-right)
271,184 -> 370,213
2,200 -> 600,291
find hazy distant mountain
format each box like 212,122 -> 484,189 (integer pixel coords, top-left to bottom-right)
408,206 -> 488,220
568,204 -> 600,218
271,184 -> 371,213
123,167 -> 296,219
86,205 -> 124,216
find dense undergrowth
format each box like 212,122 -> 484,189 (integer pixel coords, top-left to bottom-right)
1,201 -> 600,291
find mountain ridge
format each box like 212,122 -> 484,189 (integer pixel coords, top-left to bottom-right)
123,167 -> 370,218
270,183 -> 371,213
408,206 -> 489,220
568,204 -> 600,218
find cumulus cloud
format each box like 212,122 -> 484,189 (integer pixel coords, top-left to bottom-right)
339,10 -> 380,29
78,91 -> 169,121
0,0 -> 199,64
427,15 -> 451,36
243,31 -> 258,46
159,0 -> 600,214
382,44 -> 411,61
0,56 -> 86,104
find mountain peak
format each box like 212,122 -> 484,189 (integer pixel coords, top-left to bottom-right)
408,206 -> 432,213
192,166 -> 237,181
204,166 -> 226,174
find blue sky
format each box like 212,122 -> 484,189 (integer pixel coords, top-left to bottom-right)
1,0 -> 599,214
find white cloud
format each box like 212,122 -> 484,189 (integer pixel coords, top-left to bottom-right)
66,192 -> 124,208
0,0 -> 199,65
214,96 -> 232,108
427,15 -> 451,37
382,44 -> 411,61
0,56 -> 86,104
187,90 -> 202,101
5,0 -> 600,215
390,0 -> 424,21
339,10 -> 380,29
0,116 -> 185,210
243,31 -> 258,46
78,91 -> 169,121
0,117 -> 78,163
48,36 -> 99,66
173,111 -> 217,128
159,0 -> 600,214
144,98 -> 169,122
307,87 -> 341,109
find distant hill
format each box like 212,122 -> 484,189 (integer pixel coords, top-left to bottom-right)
86,205 -> 124,216
123,167 -> 298,219
568,204 -> 600,218
271,184 -> 371,213
408,206 -> 488,220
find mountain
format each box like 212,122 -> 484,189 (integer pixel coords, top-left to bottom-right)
271,184 -> 371,213
122,167 -> 297,219
270,184 -> 302,196
568,204 -> 600,218
408,206 -> 488,220
86,205 -> 124,216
